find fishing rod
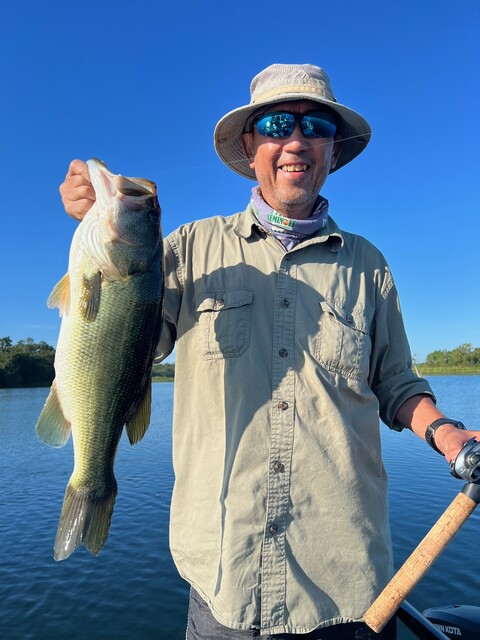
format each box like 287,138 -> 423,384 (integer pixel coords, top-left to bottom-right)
364,438 -> 480,634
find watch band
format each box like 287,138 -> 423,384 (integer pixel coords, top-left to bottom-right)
424,418 -> 466,455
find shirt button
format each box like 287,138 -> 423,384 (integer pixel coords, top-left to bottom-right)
273,461 -> 285,473
216,299 -> 224,308
279,348 -> 288,358
269,523 -> 278,536
277,401 -> 288,411
285,254 -> 292,261
280,299 -> 289,308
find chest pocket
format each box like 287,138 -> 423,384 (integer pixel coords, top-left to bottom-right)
196,289 -> 254,360
315,300 -> 370,380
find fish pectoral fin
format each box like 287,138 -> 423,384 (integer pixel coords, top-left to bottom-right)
79,271 -> 102,321
47,273 -> 70,316
125,380 -> 152,445
35,381 -> 71,447
54,482 -> 117,561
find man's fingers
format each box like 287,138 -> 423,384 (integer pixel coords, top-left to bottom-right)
59,179 -> 95,204
60,159 -> 96,221
65,159 -> 91,182
61,183 -> 96,203
62,174 -> 95,197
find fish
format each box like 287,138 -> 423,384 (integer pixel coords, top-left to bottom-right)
36,158 -> 163,561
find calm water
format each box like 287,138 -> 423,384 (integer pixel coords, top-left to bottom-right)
0,377 -> 479,639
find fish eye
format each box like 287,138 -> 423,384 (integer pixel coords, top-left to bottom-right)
148,206 -> 160,223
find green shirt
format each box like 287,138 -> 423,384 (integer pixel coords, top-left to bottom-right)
156,207 -> 434,635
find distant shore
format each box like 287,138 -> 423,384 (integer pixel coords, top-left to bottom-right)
415,367 -> 480,377
2,337 -> 479,389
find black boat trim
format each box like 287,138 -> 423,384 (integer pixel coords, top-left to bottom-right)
396,600 -> 449,639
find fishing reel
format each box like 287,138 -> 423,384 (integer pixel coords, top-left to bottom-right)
449,437 -> 480,483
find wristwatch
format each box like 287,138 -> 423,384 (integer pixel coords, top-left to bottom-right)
424,418 -> 466,455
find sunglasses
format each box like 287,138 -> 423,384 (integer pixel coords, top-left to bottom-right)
253,111 -> 337,139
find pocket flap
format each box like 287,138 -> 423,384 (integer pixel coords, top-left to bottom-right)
196,289 -> 254,312
319,300 -> 368,334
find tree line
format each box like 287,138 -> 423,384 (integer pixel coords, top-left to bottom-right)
0,337 -> 55,388
1,338 -> 478,388
421,343 -> 480,370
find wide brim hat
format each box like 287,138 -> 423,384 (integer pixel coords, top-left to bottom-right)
214,63 -> 372,180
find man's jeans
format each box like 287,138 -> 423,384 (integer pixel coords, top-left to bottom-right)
186,589 -> 397,640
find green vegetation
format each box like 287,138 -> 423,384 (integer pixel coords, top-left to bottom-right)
0,337 -> 175,388
415,343 -> 480,376
152,362 -> 175,382
0,337 -> 55,388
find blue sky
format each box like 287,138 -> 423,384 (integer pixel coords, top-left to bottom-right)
1,0 -> 478,361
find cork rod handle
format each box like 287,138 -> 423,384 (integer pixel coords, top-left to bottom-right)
363,491 -> 478,633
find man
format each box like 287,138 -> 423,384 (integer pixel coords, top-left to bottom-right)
60,64 -> 479,640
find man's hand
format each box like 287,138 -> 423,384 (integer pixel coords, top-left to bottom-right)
59,159 -> 96,221
434,425 -> 480,463
395,394 -> 480,463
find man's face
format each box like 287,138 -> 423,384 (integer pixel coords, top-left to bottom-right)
241,100 -> 342,219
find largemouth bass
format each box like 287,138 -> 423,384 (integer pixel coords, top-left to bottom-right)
36,158 -> 163,561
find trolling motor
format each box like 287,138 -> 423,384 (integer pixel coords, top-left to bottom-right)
364,437 -> 480,636
422,604 -> 480,640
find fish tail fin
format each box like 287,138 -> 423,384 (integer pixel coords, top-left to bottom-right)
54,482 -> 117,561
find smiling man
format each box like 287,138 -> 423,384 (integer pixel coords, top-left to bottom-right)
241,100 -> 342,219
59,63 -> 480,640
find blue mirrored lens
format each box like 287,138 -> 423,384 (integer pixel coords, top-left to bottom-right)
255,112 -> 337,139
302,114 -> 337,138
256,113 -> 296,138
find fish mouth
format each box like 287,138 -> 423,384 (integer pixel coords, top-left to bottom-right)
115,175 -> 157,197
84,158 -> 160,258
87,158 -> 157,201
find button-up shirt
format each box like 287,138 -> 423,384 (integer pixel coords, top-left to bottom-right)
156,206 -> 434,636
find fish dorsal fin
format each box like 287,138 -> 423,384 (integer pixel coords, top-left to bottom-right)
47,273 -> 70,316
79,271 -> 102,321
35,381 -> 71,447
125,381 -> 152,445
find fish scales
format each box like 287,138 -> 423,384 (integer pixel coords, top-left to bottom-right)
36,159 -> 163,560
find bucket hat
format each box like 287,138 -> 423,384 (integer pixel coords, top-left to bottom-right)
214,63 -> 371,180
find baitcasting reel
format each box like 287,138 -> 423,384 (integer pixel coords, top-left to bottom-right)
449,437 -> 480,483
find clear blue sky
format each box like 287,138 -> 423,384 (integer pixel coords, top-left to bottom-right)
1,0 -> 478,361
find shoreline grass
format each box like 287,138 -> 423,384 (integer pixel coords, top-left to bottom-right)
415,367 -> 480,376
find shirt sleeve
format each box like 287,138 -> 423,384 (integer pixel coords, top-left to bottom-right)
155,233 -> 183,363
368,277 -> 436,430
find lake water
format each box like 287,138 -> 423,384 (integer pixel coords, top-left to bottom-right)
1,377 -> 479,639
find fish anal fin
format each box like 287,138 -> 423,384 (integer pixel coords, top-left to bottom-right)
79,271 -> 102,321
125,381 -> 152,445
54,482 -> 117,561
47,273 -> 70,317
35,382 -> 71,447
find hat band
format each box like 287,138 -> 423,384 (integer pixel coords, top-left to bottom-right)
252,83 -> 335,104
